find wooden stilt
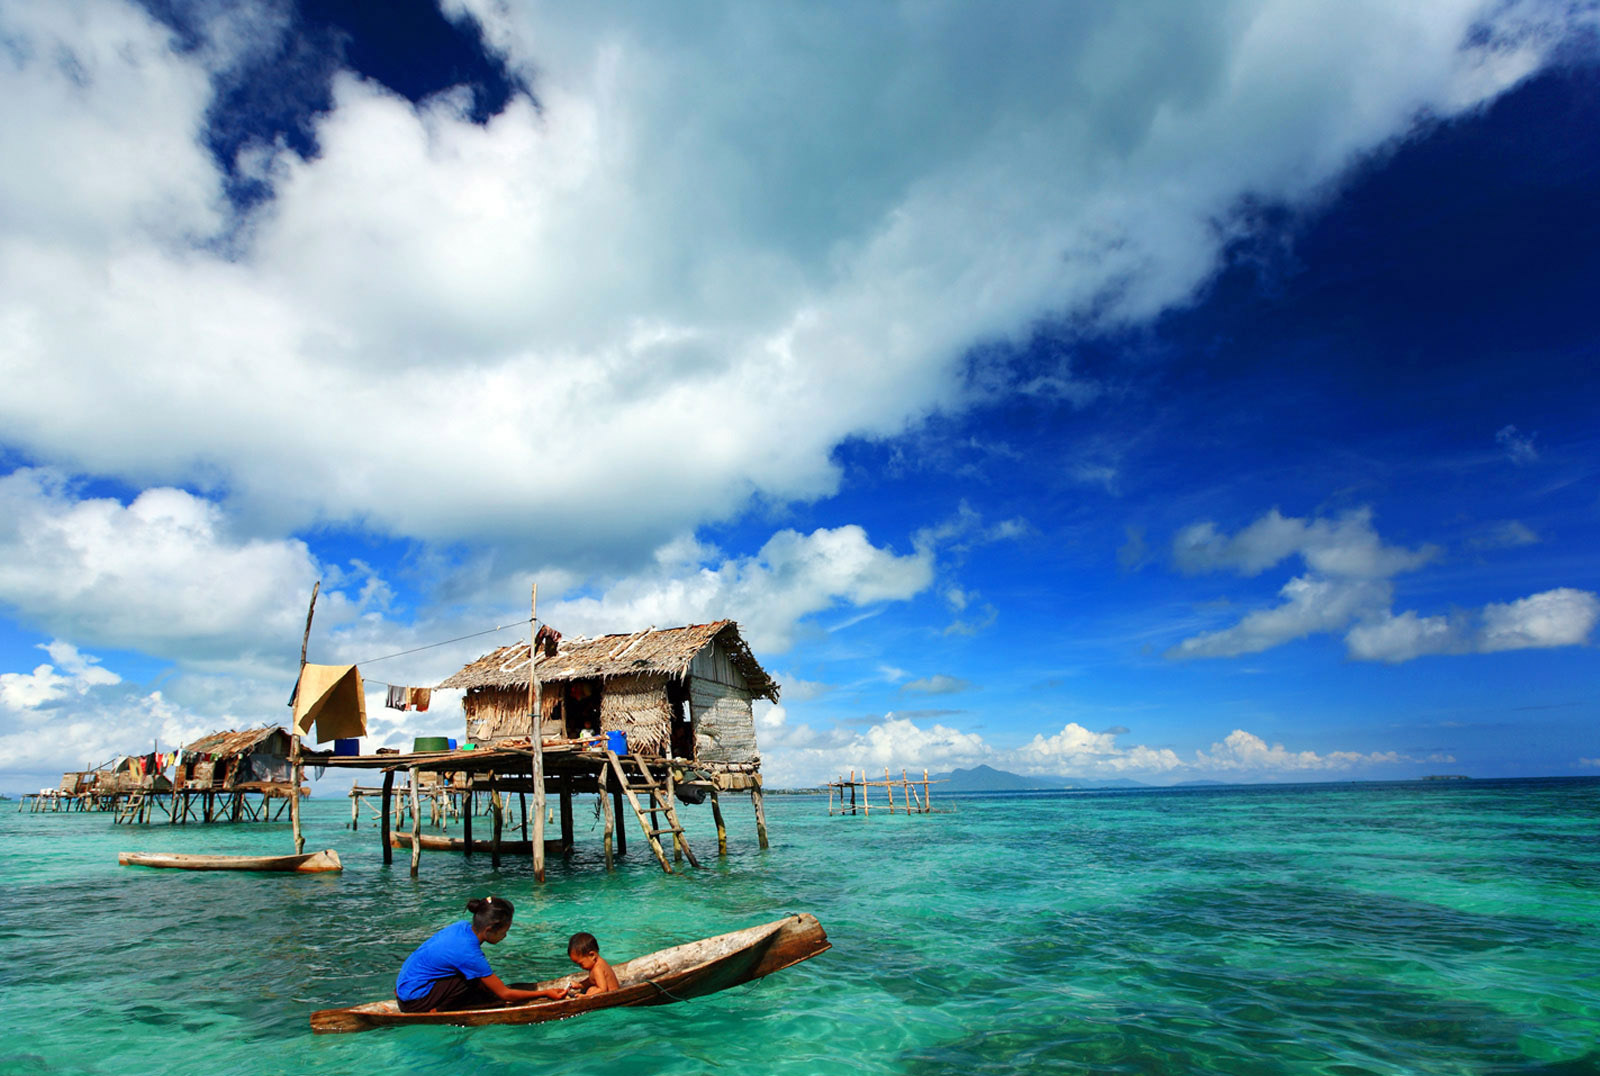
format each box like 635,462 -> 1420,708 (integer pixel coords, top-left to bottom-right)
599,768 -> 615,871
381,770 -> 394,865
490,783 -> 503,870
751,782 -> 769,849
667,768 -> 682,862
529,584 -> 546,882
463,783 -> 473,855
613,788 -> 627,855
923,768 -> 931,812
288,581 -> 319,857
885,767 -> 895,813
710,788 -> 728,855
409,767 -> 423,876
559,782 -> 574,854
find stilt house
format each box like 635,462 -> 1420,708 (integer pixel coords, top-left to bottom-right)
438,621 -> 779,763
178,727 -> 294,792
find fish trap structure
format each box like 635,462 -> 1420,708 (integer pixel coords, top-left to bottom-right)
825,768 -> 945,816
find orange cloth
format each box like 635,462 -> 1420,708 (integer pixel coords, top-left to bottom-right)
407,687 -> 431,713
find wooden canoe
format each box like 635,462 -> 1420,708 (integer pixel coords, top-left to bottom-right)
310,912 -> 829,1033
118,849 -> 342,873
388,833 -> 568,855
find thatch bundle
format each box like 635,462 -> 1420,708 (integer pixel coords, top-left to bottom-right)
599,673 -> 672,756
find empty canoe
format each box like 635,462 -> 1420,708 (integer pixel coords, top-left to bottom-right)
118,849 -> 343,872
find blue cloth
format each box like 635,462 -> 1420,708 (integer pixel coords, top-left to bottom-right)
395,921 -> 494,1001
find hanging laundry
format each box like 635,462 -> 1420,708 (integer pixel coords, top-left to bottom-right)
535,624 -> 562,658
407,687 -> 431,713
387,684 -> 409,711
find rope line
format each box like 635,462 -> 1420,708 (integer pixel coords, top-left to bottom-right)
350,618 -> 535,667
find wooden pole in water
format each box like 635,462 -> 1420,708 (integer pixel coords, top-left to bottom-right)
861,768 -> 869,818
599,767 -> 614,871
463,780 -> 473,855
885,767 -> 895,814
667,767 -> 682,863
924,768 -> 931,812
529,584 -> 546,882
613,787 -> 627,855
289,580 -> 319,855
849,769 -> 856,815
751,780 -> 769,849
559,780 -> 574,854
408,767 -> 422,875
490,782 -> 503,870
380,769 -> 394,865
710,788 -> 728,855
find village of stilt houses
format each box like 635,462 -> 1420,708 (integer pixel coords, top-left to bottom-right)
25,583 -> 929,893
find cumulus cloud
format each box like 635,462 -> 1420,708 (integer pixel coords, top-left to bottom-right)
546,524 -> 932,653
0,469 -> 379,675
1346,587 -> 1600,663
1013,722 -> 1183,775
1167,507 -> 1595,662
755,710 -> 1421,785
0,0 -> 1577,564
1194,729 -> 1403,772
0,641 -> 121,711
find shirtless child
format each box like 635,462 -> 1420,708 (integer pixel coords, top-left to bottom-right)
566,932 -> 620,996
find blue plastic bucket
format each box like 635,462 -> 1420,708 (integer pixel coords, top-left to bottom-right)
334,738 -> 360,756
448,738 -> 458,750
606,730 -> 628,756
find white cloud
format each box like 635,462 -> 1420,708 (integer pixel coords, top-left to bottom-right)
0,0 -> 1579,561
1194,729 -> 1402,772
547,524 -> 933,653
902,675 -> 972,696
1013,722 -> 1184,775
1496,424 -> 1539,464
0,640 -> 121,711
0,469 -> 377,674
1168,507 -> 1594,663
1347,587 -> 1600,662
756,710 -> 1420,785
1469,520 -> 1539,550
1173,507 -> 1436,579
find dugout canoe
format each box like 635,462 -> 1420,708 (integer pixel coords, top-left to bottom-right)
117,849 -> 343,873
309,912 -> 829,1033
388,832 -> 568,855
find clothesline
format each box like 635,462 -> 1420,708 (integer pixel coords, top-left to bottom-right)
348,617 -> 538,667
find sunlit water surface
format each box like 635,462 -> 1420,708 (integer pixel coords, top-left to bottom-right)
2,778 -> 1596,1075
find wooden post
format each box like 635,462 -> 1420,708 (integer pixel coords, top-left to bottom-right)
490,783 -> 503,870
710,788 -> 728,855
519,790 -> 529,842
288,581 -> 319,856
751,781 -> 769,849
667,767 -> 682,863
599,767 -> 615,871
349,788 -> 358,830
559,780 -> 574,854
408,767 -> 422,875
861,769 -> 869,817
613,787 -> 627,855
923,768 -> 931,812
885,767 -> 895,814
849,769 -> 856,815
463,780 -> 473,855
529,584 -> 546,882
380,769 -> 394,865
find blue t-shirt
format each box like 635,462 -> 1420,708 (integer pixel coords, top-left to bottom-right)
395,921 -> 495,1001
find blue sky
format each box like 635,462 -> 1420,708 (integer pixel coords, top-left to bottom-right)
0,0 -> 1596,790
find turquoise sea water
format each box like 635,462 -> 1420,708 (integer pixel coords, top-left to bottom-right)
2,778 -> 1596,1075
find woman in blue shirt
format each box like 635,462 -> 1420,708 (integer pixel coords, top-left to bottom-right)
396,896 -> 567,1012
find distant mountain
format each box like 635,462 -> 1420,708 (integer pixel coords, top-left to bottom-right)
933,765 -> 1069,791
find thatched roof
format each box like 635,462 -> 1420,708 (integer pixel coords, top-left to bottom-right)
438,620 -> 779,702
183,726 -> 287,758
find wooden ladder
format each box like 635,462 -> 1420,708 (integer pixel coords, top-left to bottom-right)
603,750 -> 699,873
115,791 -> 145,825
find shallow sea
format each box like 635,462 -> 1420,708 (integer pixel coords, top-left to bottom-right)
1,777 -> 1596,1075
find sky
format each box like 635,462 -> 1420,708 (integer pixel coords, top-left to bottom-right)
1,0 -> 1597,792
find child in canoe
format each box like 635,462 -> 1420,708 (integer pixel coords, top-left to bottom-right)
396,896 -> 567,1012
567,932 -> 620,995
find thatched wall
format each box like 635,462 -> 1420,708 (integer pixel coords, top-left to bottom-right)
690,679 -> 758,763
600,673 -> 672,756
